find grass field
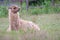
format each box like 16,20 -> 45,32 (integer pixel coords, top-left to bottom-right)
0,13 -> 60,40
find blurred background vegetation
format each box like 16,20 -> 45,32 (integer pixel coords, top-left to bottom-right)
0,0 -> 60,17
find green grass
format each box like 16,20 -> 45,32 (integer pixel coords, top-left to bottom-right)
0,13 -> 60,40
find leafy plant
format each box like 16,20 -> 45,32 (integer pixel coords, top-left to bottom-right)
0,6 -> 8,17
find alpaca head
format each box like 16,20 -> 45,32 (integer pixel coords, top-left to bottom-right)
8,5 -> 20,13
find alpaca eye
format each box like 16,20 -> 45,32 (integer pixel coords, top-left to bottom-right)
14,7 -> 16,9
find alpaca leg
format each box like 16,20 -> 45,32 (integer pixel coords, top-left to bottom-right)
7,25 -> 11,32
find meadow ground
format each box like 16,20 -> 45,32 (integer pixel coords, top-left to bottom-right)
0,13 -> 60,40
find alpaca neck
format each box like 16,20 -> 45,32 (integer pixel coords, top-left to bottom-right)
9,10 -> 20,31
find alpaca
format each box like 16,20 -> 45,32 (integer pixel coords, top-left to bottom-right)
7,5 -> 40,32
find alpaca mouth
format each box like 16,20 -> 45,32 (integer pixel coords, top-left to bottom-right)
13,11 -> 18,13
14,12 -> 17,14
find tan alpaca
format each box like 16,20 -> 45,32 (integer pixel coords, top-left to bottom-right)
7,5 -> 40,32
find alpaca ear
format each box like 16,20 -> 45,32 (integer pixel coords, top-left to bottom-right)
8,6 -> 12,9
18,7 -> 20,11
19,7 -> 20,10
